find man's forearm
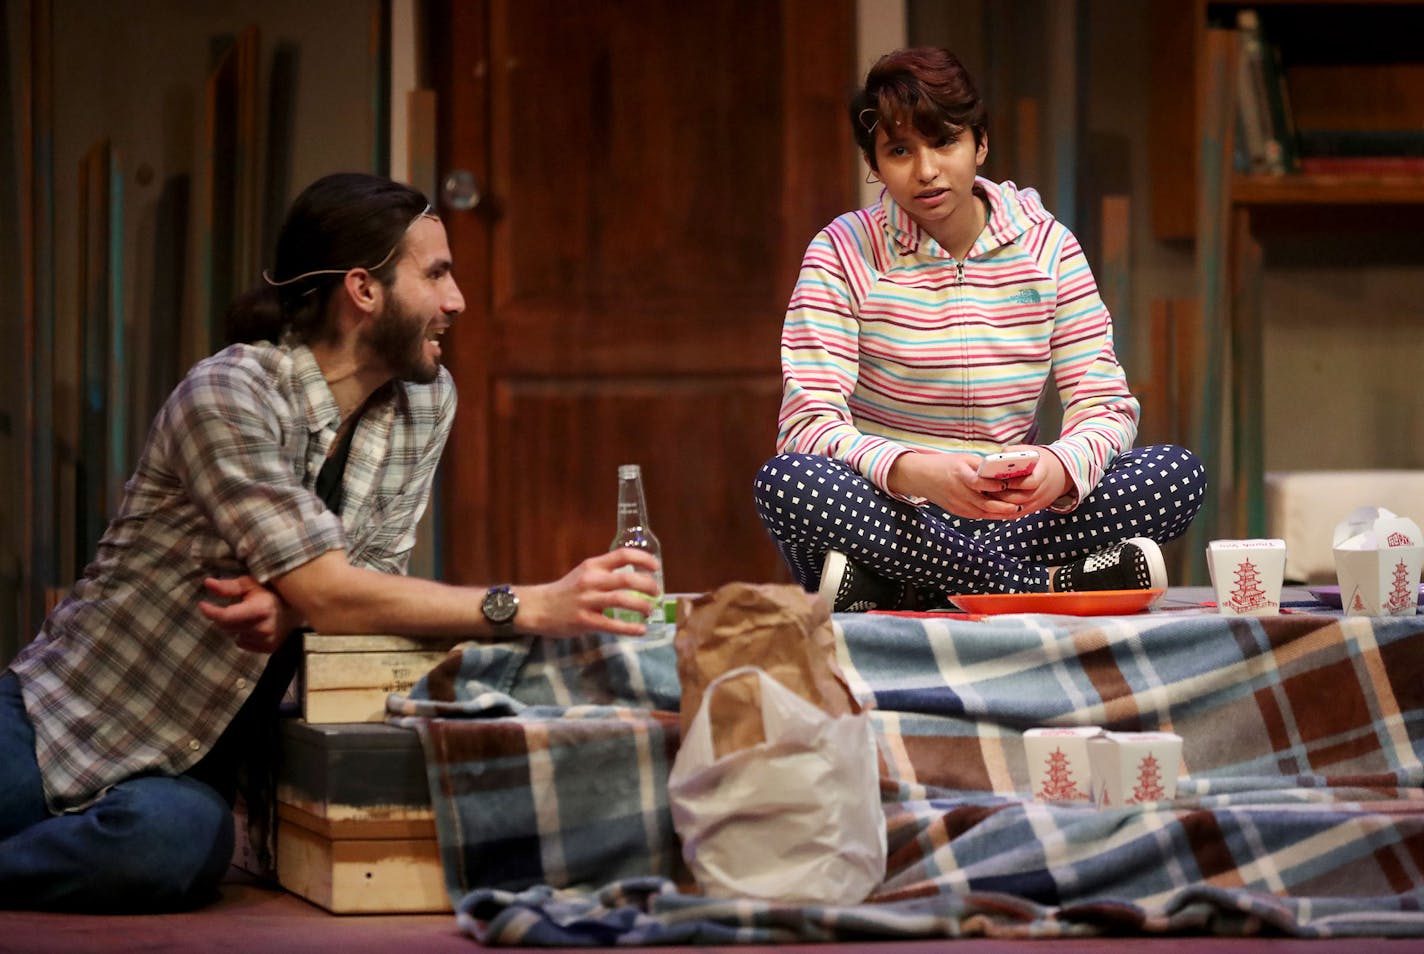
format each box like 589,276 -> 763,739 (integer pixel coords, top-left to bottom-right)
273,550 -> 500,639
269,546 -> 663,642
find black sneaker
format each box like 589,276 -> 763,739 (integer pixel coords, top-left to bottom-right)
1052,537 -> 1168,593
817,549 -> 904,613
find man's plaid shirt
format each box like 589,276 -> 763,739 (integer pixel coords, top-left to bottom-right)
7,342 -> 455,810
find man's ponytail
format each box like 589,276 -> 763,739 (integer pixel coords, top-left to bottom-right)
223,285 -> 287,345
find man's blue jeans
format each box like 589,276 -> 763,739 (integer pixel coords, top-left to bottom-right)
0,672 -> 234,911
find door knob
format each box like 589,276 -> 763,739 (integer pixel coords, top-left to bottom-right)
440,170 -> 482,211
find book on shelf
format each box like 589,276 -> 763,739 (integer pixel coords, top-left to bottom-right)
1234,9 -> 1298,176
1234,9 -> 1272,174
1261,30 -> 1300,174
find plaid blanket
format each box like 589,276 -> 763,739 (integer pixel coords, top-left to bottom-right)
388,609 -> 1424,943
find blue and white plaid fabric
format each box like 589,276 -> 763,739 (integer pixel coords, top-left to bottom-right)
389,609 -> 1424,942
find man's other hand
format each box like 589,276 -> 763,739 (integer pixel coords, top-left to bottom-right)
199,575 -> 303,653
517,547 -> 663,639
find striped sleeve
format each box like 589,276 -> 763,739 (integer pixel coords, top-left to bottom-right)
1038,223 -> 1140,502
775,217 -> 911,492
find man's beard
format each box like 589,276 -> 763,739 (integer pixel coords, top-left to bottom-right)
364,291 -> 439,385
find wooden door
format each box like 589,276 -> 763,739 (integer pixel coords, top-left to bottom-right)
428,0 -> 856,591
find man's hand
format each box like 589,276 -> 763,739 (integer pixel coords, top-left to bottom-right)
515,547 -> 664,639
199,575 -> 303,653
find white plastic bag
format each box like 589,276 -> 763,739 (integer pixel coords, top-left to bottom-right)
666,665 -> 886,905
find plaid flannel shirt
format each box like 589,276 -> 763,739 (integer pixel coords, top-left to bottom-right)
8,342 -> 455,811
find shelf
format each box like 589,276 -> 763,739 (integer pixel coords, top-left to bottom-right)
1231,173 -> 1424,205
1158,0 -> 1424,582
1209,0 -> 1423,5
1209,0 -> 1423,6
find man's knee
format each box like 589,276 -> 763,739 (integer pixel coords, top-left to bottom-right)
0,673 -> 47,839
86,776 -> 235,910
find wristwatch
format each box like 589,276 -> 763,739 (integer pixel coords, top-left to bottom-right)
481,584 -> 519,632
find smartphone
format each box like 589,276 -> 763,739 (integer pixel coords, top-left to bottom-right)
976,450 -> 1040,481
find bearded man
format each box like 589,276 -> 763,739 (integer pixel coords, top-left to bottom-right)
0,173 -> 660,911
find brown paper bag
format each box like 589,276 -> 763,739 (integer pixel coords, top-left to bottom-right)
675,582 -> 861,759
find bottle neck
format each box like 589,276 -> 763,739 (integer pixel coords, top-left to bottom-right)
615,476 -> 649,531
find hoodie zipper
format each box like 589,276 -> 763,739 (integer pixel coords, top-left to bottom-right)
954,257 -> 971,440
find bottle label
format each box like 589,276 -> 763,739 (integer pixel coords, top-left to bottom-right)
606,563 -> 664,625
604,594 -> 675,627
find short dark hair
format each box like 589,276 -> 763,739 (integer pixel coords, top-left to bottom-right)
850,47 -> 988,171
225,173 -> 430,346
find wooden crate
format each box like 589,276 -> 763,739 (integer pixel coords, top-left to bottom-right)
275,720 -> 446,914
301,634 -> 458,724
276,803 -> 445,914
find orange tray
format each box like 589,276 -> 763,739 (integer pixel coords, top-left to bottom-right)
947,589 -> 1165,617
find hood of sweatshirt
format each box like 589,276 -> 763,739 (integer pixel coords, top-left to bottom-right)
878,177 -> 1055,260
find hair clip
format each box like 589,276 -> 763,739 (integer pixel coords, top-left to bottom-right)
858,107 -> 880,134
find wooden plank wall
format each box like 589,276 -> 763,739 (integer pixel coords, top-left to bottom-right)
77,141 -> 114,567
0,4 -> 20,663
200,27 -> 261,360
1182,26 -> 1241,576
1230,209 -> 1265,539
17,0 -> 58,652
6,7 -> 387,659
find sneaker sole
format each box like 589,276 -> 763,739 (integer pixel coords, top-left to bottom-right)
818,549 -> 848,611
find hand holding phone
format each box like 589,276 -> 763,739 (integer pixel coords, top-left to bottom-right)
976,449 -> 1039,481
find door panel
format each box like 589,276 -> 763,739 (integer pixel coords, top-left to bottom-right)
430,0 -> 856,591
493,375 -> 783,590
492,4 -> 785,310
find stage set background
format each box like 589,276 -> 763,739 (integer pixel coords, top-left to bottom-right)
4,0 -> 1422,664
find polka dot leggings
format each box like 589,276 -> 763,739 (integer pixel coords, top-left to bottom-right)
752,445 -> 1207,597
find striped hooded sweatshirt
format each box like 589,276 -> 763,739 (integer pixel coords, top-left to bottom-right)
776,177 -> 1139,509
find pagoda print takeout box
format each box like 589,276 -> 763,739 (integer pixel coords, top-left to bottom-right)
1206,539 -> 1286,617
1333,507 -> 1424,617
1088,731 -> 1184,807
1024,727 -> 1100,803
1026,727 -> 1184,807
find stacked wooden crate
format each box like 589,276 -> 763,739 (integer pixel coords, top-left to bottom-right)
300,633 -> 456,725
275,720 -> 447,913
271,633 -> 461,913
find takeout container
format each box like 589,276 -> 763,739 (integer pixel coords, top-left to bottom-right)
1206,539 -> 1286,616
1026,727 -> 1185,807
1024,727 -> 1099,803
1332,507 -> 1424,617
1088,731 -> 1184,807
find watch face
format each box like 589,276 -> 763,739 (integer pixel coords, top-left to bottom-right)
483,586 -> 519,625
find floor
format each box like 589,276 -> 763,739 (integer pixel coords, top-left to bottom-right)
2,868 -> 1423,953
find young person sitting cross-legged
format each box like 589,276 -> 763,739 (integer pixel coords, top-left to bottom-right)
753,48 -> 1206,612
